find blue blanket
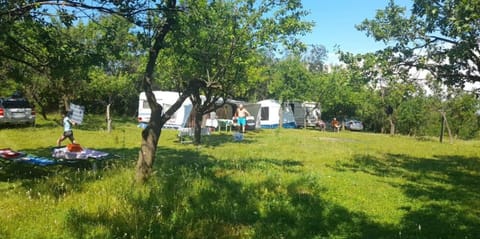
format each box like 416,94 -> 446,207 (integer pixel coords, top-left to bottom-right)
18,155 -> 57,166
1,147 -> 110,166
1,148 -> 57,166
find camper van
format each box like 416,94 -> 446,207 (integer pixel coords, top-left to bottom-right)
287,101 -> 320,128
137,91 -> 193,129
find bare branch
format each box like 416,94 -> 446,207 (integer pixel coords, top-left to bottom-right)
1,0 -> 183,26
426,35 -> 459,45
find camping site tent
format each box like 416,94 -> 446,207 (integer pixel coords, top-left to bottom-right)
139,91 -> 266,131
242,103 -> 261,129
257,99 -> 296,128
137,91 -> 193,129
214,100 -> 262,130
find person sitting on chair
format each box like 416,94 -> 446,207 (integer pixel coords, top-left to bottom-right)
312,107 -> 325,131
332,117 -> 340,132
317,119 -> 326,131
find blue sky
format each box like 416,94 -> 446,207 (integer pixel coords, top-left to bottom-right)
300,0 -> 413,63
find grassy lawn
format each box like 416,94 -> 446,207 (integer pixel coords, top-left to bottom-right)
0,116 -> 479,238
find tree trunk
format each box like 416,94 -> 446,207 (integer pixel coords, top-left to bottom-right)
189,90 -> 205,145
62,95 -> 70,112
279,102 -> 284,128
194,108 -> 203,145
106,103 -> 112,133
136,105 -> 162,182
388,115 -> 395,136
440,111 -> 454,144
135,0 -> 178,184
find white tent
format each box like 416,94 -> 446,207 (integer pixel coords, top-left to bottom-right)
257,99 -> 296,128
137,91 -> 193,129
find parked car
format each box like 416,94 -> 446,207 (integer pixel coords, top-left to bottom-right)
344,119 -> 363,131
0,97 -> 36,126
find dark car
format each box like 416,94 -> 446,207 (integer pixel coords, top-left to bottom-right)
0,97 -> 36,126
344,119 -> 363,131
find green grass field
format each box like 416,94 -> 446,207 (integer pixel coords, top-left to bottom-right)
1,116 -> 479,238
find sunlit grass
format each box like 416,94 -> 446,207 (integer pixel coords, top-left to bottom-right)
0,117 -> 479,238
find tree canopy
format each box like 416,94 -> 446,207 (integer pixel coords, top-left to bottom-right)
356,0 -> 480,88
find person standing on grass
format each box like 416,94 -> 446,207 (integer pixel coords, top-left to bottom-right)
235,104 -> 250,133
57,110 -> 77,146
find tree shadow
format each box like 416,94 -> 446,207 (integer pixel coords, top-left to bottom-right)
64,147 -> 399,238
0,159 -> 61,181
173,131 -> 259,147
0,124 -> 36,130
329,153 -> 480,238
0,146 -> 139,201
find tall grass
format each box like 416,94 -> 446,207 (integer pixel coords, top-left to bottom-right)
0,116 -> 479,238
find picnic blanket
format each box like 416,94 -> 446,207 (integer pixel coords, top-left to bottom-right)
1,146 -> 110,166
52,147 -> 109,160
17,154 -> 57,166
1,148 -> 56,166
0,148 -> 25,159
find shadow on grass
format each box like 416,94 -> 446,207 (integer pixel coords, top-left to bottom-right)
172,130 -> 260,147
0,128 -> 248,199
0,146 -> 138,201
63,147 -> 399,239
330,153 -> 480,238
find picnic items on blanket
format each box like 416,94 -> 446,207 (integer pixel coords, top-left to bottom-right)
52,146 -> 109,160
1,146 -> 110,167
67,143 -> 83,152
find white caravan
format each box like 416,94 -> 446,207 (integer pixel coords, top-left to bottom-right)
257,99 -> 296,128
137,91 -> 193,129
